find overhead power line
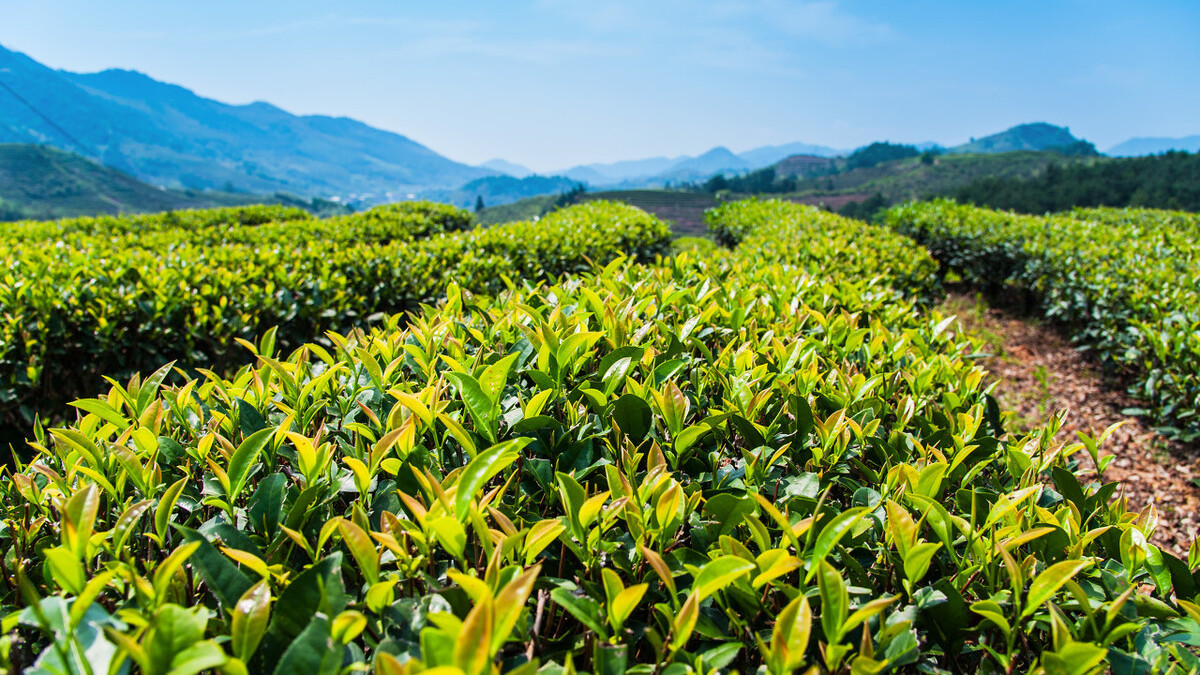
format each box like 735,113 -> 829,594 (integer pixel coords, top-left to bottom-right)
0,77 -> 97,158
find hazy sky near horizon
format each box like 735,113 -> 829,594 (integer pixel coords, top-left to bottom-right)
0,1 -> 1197,172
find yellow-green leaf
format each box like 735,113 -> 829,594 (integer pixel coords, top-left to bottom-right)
1022,560 -> 1091,618
231,580 -> 271,662
692,555 -> 756,600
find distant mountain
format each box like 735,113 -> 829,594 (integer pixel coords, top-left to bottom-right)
655,147 -> 750,182
739,141 -> 842,168
1106,135 -> 1200,157
480,159 -> 534,178
0,143 -> 272,221
948,123 -> 1088,155
550,141 -> 840,188
559,165 -> 611,185
417,174 -> 579,210
0,43 -> 490,201
557,156 -> 684,184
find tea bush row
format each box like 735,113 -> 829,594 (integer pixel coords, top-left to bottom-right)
704,199 -> 940,304
0,202 -> 670,434
888,200 -> 1200,440
0,202 -> 473,249
4,201 -> 1197,673
0,204 -> 312,241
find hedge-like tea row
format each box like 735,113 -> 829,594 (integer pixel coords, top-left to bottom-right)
1068,206 -> 1200,232
4,200 -> 1196,674
705,199 -> 941,304
0,201 -> 670,433
1,202 -> 473,249
888,199 -> 1200,439
0,204 -> 313,241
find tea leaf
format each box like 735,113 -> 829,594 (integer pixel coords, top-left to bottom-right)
456,438 -> 530,522
273,616 -> 341,675
550,587 -> 607,637
768,594 -> 813,674
227,428 -> 275,503
692,556 -> 756,600
1022,560 -> 1091,618
231,581 -> 271,662
806,508 -> 867,582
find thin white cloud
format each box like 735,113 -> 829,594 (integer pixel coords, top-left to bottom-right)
386,34 -> 631,66
194,3 -> 886,78
199,15 -> 483,43
1074,64 -> 1147,88
200,17 -> 334,41
719,0 -> 893,44
198,13 -> 634,67
531,0 -> 891,77
535,0 -> 645,32
672,27 -> 808,77
547,0 -> 893,46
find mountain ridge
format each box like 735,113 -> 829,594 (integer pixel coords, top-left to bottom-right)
551,141 -> 842,187
1106,135 -> 1200,157
480,159 -> 535,178
0,43 -> 493,201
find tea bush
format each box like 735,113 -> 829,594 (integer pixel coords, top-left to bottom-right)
888,200 -> 1200,440
0,202 -> 473,249
705,199 -> 940,304
1067,206 -> 1200,233
3,200 -> 1196,674
0,201 -> 670,435
0,205 -> 314,242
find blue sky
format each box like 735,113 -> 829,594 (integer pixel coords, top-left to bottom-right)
0,1 -> 1196,172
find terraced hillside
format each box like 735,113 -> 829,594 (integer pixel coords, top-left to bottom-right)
780,151 -> 1093,205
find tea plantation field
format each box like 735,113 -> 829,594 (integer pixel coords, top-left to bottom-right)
0,201 -> 669,445
890,201 -> 1200,440
0,199 -> 1197,674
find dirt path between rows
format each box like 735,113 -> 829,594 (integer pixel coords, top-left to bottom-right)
940,290 -> 1200,556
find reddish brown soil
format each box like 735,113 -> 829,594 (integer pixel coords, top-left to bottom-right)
941,290 -> 1200,556
784,193 -> 871,211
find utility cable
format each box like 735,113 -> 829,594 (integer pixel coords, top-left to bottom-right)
0,77 -> 97,158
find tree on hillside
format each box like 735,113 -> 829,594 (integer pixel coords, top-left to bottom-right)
837,192 -> 887,221
475,195 -> 485,213
1048,140 -> 1100,157
845,142 -> 920,171
704,174 -> 729,192
552,183 -> 587,209
953,151 -> 1200,213
701,167 -> 799,195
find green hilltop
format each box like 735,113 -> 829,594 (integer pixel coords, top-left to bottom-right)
0,144 -> 260,221
947,122 -> 1094,155
0,144 -> 350,222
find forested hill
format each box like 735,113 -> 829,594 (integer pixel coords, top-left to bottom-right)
953,151 -> 1200,213
0,144 -> 259,220
0,144 -> 352,221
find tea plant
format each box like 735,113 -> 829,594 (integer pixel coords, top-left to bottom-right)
1,200 -> 1196,673
0,201 -> 671,440
888,200 -> 1200,440
0,204 -> 313,242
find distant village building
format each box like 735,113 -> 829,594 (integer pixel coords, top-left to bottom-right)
775,154 -> 836,178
